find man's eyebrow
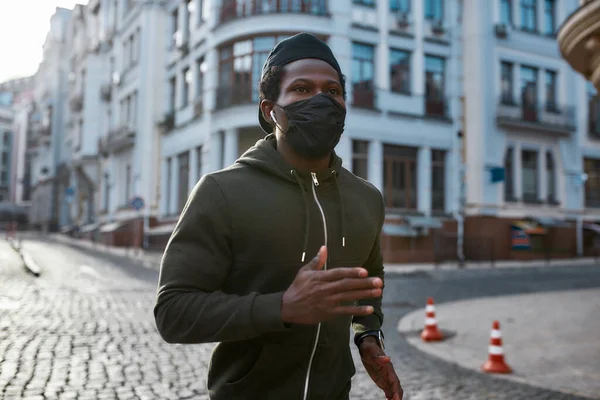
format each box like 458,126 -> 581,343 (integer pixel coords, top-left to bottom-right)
286,78 -> 341,86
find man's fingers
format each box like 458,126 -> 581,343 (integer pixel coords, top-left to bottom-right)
330,305 -> 374,316
303,246 -> 327,270
327,288 -> 382,303
318,267 -> 371,281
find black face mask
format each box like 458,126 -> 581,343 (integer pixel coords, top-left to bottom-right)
271,93 -> 346,160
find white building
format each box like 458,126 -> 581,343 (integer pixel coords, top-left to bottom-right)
29,7 -> 72,231
9,91 -> 35,207
462,0 -> 597,259
156,0 -> 462,261
90,0 -> 167,246
0,107 -> 12,202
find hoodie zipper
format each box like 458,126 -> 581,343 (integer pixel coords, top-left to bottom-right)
302,172 -> 328,400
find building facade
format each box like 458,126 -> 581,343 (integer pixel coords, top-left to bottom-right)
90,0 -> 167,246
155,0 -> 463,262
28,7 -> 72,231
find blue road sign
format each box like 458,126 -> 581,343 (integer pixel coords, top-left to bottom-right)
65,187 -> 75,196
131,196 -> 144,211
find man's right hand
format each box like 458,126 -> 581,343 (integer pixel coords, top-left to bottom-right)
281,246 -> 382,325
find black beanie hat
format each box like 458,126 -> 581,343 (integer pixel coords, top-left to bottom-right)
258,33 -> 342,133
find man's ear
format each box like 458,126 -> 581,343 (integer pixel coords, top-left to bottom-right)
260,99 -> 275,123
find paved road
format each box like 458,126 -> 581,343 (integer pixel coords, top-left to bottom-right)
1,237 -> 599,399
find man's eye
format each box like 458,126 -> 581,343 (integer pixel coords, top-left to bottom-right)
294,87 -> 308,93
328,88 -> 340,95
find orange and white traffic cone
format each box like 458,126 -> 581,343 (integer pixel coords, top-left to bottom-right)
482,320 -> 512,374
420,297 -> 444,342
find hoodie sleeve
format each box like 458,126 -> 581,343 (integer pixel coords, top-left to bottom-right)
154,175 -> 288,344
352,191 -> 385,336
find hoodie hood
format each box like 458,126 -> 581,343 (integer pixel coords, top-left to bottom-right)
237,133 -> 346,262
236,134 -> 343,185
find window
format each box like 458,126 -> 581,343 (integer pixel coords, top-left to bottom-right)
424,55 -> 445,116
584,158 -> 600,208
351,42 -> 375,108
543,0 -> 555,36
589,82 -> 600,138
196,57 -> 206,100
166,158 -> 172,214
168,76 -> 176,112
352,140 -> 369,180
0,171 -> 7,184
171,8 -> 179,48
182,67 -> 192,108
197,0 -> 209,25
354,0 -> 375,6
546,151 -> 556,203
390,49 -> 411,94
196,146 -> 203,181
504,147 -> 514,201
431,150 -> 446,211
520,0 -> 537,32
501,62 -> 514,104
500,0 -> 512,25
545,70 -> 557,112
125,164 -> 131,205
177,151 -> 190,212
383,145 -> 418,209
218,35 -> 289,108
103,173 -> 110,211
185,0 -> 193,39
390,0 -> 410,12
521,150 -> 538,202
520,65 -> 538,120
425,0 -> 443,20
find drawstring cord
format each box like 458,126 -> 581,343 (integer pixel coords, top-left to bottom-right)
332,170 -> 346,248
291,170 -> 311,262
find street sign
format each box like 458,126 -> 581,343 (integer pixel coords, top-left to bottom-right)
489,167 -> 505,183
65,187 -> 75,196
131,196 -> 144,211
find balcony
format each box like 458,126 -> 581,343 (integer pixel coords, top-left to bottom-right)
557,0 -> 600,92
99,125 -> 136,154
589,96 -> 600,139
496,97 -> 576,135
219,0 -> 328,23
216,84 -> 254,109
100,84 -> 111,102
424,96 -> 450,119
352,84 -> 376,109
70,93 -> 84,113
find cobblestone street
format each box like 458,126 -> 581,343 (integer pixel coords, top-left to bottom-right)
1,237 -> 599,399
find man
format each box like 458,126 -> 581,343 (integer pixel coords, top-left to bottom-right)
154,33 -> 402,400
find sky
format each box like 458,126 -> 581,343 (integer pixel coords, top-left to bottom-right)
0,1 -> 87,84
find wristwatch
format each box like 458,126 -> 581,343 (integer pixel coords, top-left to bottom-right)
354,330 -> 385,350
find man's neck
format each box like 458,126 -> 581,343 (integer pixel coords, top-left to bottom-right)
276,137 -> 330,173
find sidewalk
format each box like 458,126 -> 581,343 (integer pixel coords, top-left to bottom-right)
21,232 -> 600,273
397,288 -> 600,399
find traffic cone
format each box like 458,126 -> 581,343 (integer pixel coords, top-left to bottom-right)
420,297 -> 444,342
482,320 -> 512,374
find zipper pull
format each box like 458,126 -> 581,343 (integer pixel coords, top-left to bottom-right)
311,172 -> 319,186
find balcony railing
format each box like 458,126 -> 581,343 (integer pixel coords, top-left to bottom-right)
424,95 -> 449,118
216,84 -> 254,109
589,96 -> 600,139
99,125 -> 136,154
352,84 -> 376,109
496,97 -> 576,134
70,93 -> 84,113
220,0 -> 328,23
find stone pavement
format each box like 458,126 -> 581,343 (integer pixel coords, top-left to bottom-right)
398,289 -> 600,399
2,237 -> 599,399
36,231 -> 600,273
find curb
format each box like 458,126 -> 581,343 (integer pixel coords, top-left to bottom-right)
7,238 -> 42,277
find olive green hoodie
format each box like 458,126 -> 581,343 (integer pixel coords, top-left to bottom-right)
154,134 -> 385,400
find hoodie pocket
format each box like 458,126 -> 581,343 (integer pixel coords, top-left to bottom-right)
225,342 -> 265,388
